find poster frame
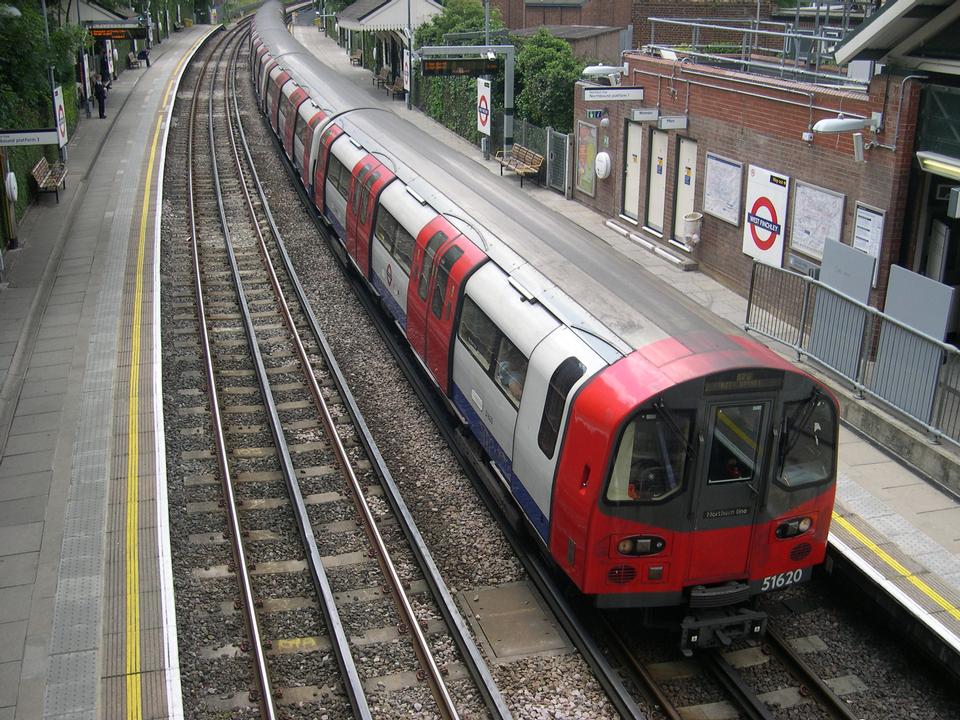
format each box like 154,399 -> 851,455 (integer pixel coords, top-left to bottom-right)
789,179 -> 845,262
703,152 -> 742,226
575,120 -> 598,198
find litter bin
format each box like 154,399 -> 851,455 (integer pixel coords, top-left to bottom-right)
683,211 -> 703,245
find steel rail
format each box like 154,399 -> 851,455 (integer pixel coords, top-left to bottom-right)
235,32 -> 513,720
702,650 -> 775,720
231,54 -> 462,720
598,615 -> 683,720
765,627 -> 861,720
221,30 -> 373,719
186,22 -> 278,718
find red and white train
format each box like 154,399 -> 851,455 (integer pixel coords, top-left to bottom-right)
251,1 -> 839,649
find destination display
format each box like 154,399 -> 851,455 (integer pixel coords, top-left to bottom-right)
421,58 -> 498,77
88,24 -> 148,40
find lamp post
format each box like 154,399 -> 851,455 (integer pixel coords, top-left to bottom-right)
39,0 -> 65,163
405,0 -> 412,110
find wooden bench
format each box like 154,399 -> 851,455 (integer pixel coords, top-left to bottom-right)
372,66 -> 390,88
173,22 -> 184,32
387,78 -> 406,100
494,144 -> 544,187
127,51 -> 142,69
31,156 -> 67,203
350,49 -> 362,66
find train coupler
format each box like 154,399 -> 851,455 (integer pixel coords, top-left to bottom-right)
680,607 -> 767,656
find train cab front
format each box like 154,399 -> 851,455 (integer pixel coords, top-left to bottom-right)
550,347 -> 839,652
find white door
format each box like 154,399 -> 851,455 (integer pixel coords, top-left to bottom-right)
622,122 -> 643,221
673,137 -> 698,242
646,129 -> 668,233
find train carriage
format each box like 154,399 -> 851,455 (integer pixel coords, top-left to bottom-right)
253,1 -> 839,650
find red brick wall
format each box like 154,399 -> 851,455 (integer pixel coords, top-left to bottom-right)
572,55 -> 922,304
633,0 -> 775,48
491,0 -> 633,29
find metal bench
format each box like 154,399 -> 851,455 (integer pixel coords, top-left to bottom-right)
350,49 -> 362,66
127,51 -> 142,69
31,156 -> 68,203
494,144 -> 544,187
387,78 -> 406,100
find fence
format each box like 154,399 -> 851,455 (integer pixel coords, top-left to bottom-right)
514,118 -> 572,196
745,262 -> 960,447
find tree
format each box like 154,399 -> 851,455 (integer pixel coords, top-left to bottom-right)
515,28 -> 584,134
415,0 -> 503,47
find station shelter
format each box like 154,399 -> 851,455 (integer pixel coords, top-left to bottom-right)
335,0 -> 442,83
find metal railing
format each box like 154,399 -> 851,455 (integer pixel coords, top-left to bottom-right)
746,262 -> 960,447
646,16 -> 866,89
515,118 -> 571,196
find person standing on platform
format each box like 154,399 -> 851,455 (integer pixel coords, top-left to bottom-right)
93,75 -> 107,119
138,47 -> 151,67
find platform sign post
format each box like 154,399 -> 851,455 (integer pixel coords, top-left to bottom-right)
742,165 -> 789,267
477,78 -> 491,137
53,86 -> 68,148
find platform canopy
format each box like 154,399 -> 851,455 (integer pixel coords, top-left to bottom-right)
336,0 -> 442,34
833,0 -> 960,74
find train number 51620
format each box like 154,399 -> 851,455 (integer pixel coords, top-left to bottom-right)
760,568 -> 807,592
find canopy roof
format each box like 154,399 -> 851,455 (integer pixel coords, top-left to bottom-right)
834,0 -> 960,74
337,0 -> 442,33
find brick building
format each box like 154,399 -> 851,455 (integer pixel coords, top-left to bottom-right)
632,0 -> 774,47
571,54 -> 922,303
492,0 -> 633,30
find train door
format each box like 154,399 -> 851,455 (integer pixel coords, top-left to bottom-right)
406,217 -> 459,383
282,87 -> 307,157
646,129 -> 668,233
672,138 -> 697,244
346,158 -> 394,275
686,400 -> 769,581
622,122 -> 643,221
424,240 -> 485,391
297,109 -> 324,188
312,125 -> 343,212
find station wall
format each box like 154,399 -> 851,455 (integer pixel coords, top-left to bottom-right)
571,55 -> 922,304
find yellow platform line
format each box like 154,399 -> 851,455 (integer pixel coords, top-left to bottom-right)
124,33 -> 214,720
832,512 -> 960,622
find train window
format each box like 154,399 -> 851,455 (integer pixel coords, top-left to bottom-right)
327,157 -> 348,197
607,411 -> 691,503
538,357 -> 586,459
494,337 -> 527,408
393,227 -> 415,274
458,297 -> 497,372
778,392 -> 835,488
359,172 -> 379,225
417,231 -> 448,300
352,165 -> 370,216
707,404 -> 764,484
375,208 -> 398,249
431,246 -> 464,319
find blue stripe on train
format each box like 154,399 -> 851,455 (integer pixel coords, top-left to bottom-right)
325,210 -> 345,240
371,271 -> 407,331
451,383 -> 549,541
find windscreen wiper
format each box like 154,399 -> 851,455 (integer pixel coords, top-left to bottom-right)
781,389 -> 821,460
652,398 -> 695,459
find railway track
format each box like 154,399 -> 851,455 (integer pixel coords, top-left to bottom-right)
604,611 -> 862,719
167,21 -> 510,718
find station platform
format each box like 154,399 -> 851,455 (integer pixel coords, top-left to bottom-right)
1,15 -> 957,720
0,25 -> 215,720
289,20 -> 960,670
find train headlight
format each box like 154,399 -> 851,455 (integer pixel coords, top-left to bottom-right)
616,535 -> 665,556
776,516 -> 813,538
